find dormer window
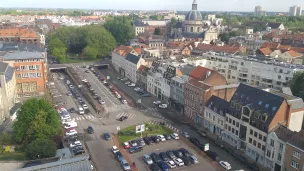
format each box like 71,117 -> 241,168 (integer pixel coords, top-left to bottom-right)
261,113 -> 268,122
236,104 -> 241,110
231,101 -> 235,108
272,106 -> 277,111
258,101 -> 262,105
214,108 -> 217,112
254,111 -> 261,119
265,104 -> 269,108
242,106 -> 250,117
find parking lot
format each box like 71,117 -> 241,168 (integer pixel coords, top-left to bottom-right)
124,137 -> 217,171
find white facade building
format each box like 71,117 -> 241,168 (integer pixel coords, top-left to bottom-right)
289,6 -> 302,16
184,53 -> 304,90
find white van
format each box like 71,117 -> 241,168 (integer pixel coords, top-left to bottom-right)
79,107 -> 85,114
64,121 -> 78,129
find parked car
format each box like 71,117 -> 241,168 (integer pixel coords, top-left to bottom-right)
141,93 -> 151,97
134,87 -> 141,91
166,150 -> 176,160
189,137 -> 200,146
137,138 -> 145,146
150,163 -> 161,171
151,152 -> 161,163
69,140 -> 82,148
159,104 -> 168,109
181,131 -> 190,138
104,133 -> 111,140
65,129 -> 77,136
157,161 -> 169,171
129,140 -> 138,147
171,133 -> 179,139
61,118 -> 75,125
157,135 -> 166,142
128,83 -> 136,87
123,142 -> 131,149
128,146 -> 143,153
219,161 -> 232,170
173,158 -> 184,166
115,151 -> 124,161
189,154 -> 199,164
160,152 -> 169,161
173,150 -> 183,158
142,154 -> 153,165
197,130 -> 207,137
182,157 -> 192,166
166,160 -> 176,169
111,146 -> 119,154
72,146 -> 85,155
143,136 -> 153,145
87,126 -> 94,134
60,114 -> 71,121
121,99 -> 127,104
153,101 -> 162,105
180,148 -> 190,157
120,159 -> 131,171
68,108 -> 75,113
205,151 -> 220,161
99,100 -> 105,104
64,122 -> 78,129
124,81 -> 131,85
151,136 -> 160,143
164,134 -> 171,140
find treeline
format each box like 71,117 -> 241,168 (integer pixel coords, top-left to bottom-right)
48,16 -> 134,63
0,9 -> 91,16
48,25 -> 116,62
218,14 -> 304,32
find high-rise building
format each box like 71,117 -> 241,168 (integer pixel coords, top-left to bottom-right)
254,6 -> 266,16
289,6 -> 302,16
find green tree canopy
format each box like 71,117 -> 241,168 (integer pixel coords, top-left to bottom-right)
149,15 -> 164,20
289,72 -> 304,99
48,25 -> 116,60
104,16 -> 135,44
26,139 -> 57,160
13,98 -> 61,146
154,28 -> 161,35
171,17 -> 177,26
83,46 -> 98,59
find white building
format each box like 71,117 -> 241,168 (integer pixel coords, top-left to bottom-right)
184,53 -> 304,90
124,53 -> 150,83
111,45 -> 138,75
204,96 -> 229,137
289,6 -> 302,16
265,126 -> 295,171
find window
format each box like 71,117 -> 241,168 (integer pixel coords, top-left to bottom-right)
258,143 -> 261,149
235,130 -> 238,136
263,136 -> 266,142
233,120 -> 235,125
236,122 -> 239,127
212,115 -> 215,121
254,131 -> 257,137
272,106 -> 277,111
258,101 -> 262,105
254,111 -> 261,119
228,126 -> 231,131
253,140 -> 256,146
279,143 -> 283,151
250,129 -> 253,135
249,138 -> 252,143
232,128 -> 235,133
261,113 -> 268,122
270,139 -> 274,147
293,150 -> 301,159
265,104 -> 269,108
266,150 -> 271,157
262,145 -> 265,151
229,118 -> 232,123
277,153 -> 282,161
291,160 -> 299,169
259,134 -> 262,140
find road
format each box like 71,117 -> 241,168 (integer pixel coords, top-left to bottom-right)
98,68 -> 249,171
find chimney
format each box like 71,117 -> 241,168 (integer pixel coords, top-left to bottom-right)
206,71 -> 211,79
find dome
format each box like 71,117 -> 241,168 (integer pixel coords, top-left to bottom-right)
186,10 -> 202,21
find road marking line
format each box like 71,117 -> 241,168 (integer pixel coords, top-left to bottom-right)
128,114 -> 135,119
81,116 -> 85,120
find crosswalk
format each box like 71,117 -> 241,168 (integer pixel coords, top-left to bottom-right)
145,120 -> 180,133
116,112 -> 136,119
74,114 -> 96,121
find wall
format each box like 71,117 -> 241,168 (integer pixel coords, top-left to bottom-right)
284,144 -> 304,171
269,101 -> 289,130
288,110 -> 304,132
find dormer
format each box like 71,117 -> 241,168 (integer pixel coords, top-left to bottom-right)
242,105 -> 251,117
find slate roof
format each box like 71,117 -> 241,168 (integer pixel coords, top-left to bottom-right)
267,22 -> 282,29
16,156 -> 92,171
228,83 -> 285,132
0,43 -> 45,52
126,53 -> 140,64
0,62 -> 14,87
206,95 -> 230,117
186,10 -> 202,21
182,31 -> 205,39
3,51 -> 44,60
274,125 -> 295,142
171,29 -> 183,39
0,62 -> 8,74
175,22 -> 183,28
196,43 -> 239,54
287,130 -> 304,151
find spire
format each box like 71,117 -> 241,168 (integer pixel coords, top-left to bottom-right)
192,0 -> 198,10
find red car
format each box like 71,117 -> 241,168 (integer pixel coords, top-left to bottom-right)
123,142 -> 131,149
111,89 -> 116,93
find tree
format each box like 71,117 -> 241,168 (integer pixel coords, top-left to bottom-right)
154,28 -> 161,35
289,72 -> 304,99
13,98 -> 61,146
104,16 -> 135,44
83,46 -> 98,59
0,132 -> 13,146
48,37 -> 67,62
149,15 -> 163,20
171,17 -> 177,26
26,139 -> 57,159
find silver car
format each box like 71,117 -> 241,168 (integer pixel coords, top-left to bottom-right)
120,159 -> 131,170
142,154 -> 153,165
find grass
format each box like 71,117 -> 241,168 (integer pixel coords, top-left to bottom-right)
0,152 -> 28,161
118,123 -> 173,144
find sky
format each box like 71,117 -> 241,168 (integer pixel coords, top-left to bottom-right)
0,0 -> 303,12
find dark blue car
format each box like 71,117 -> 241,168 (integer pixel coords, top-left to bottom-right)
157,161 -> 169,171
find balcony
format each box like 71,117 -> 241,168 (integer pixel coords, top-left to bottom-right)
238,78 -> 248,83
239,74 -> 248,78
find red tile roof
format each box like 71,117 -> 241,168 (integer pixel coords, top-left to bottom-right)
189,66 -> 212,81
290,47 -> 304,54
187,78 -> 211,90
259,48 -> 273,56
114,45 -> 135,57
137,65 -> 149,72
133,47 -> 142,54
260,42 -> 280,50
196,44 -> 239,54
286,50 -> 302,57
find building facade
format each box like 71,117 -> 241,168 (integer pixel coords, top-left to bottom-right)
284,130 -> 304,171
289,6 -> 302,16
0,28 -> 42,44
136,65 -> 149,90
170,75 -> 189,113
3,51 -> 47,97
185,53 -> 304,90
0,62 -> 16,122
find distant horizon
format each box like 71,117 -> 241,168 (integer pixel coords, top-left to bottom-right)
0,0 -> 303,12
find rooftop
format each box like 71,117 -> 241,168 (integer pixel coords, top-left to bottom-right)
3,51 -> 45,60
126,53 -> 140,64
287,130 -> 304,151
206,95 -> 230,117
273,125 -> 295,142
0,43 -> 45,52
